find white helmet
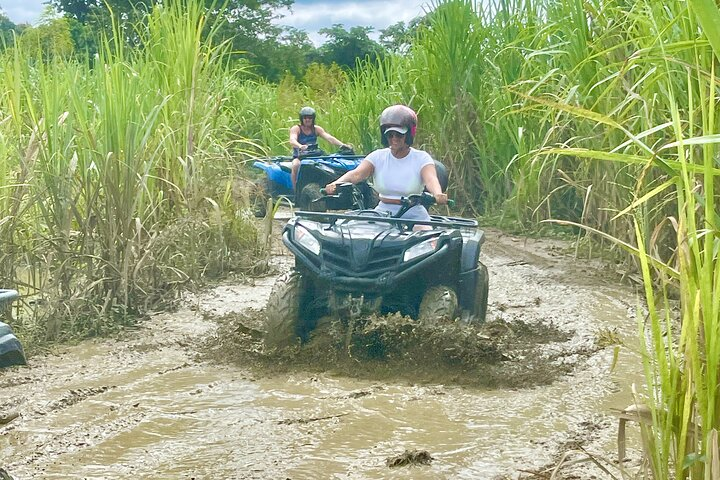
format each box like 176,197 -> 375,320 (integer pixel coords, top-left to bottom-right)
379,104 -> 417,146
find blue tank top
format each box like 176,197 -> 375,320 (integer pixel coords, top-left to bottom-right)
293,126 -> 317,157
298,126 -> 317,145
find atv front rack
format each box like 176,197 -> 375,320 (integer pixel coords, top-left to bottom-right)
293,210 -> 479,230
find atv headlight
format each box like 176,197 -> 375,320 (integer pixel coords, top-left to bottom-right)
295,224 -> 321,255
403,237 -> 438,262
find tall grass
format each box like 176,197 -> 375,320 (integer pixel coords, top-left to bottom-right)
487,0 -> 719,476
0,0 -> 263,343
337,0 -> 720,475
2,0 -> 718,472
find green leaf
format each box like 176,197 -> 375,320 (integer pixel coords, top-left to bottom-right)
682,452 -> 706,470
689,0 -> 720,63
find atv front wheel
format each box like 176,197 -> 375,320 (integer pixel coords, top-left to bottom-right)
264,271 -> 305,349
473,262 -> 489,322
299,182 -> 326,211
418,285 -> 458,323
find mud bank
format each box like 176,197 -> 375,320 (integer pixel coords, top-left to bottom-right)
0,227 -> 645,479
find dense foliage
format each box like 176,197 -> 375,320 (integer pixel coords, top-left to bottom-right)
1,0 -> 719,475
0,0 -> 402,81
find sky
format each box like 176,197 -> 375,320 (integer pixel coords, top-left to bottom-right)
0,0 -> 433,45
274,0 -> 432,46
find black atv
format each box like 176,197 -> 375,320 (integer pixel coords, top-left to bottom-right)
0,289 -> 26,368
264,183 -> 489,348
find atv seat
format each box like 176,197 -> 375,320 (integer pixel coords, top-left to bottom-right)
434,160 -> 449,192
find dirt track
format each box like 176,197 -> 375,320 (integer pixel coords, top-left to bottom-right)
0,227 -> 645,479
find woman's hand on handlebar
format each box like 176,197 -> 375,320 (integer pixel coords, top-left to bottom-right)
434,193 -> 448,205
324,183 -> 337,195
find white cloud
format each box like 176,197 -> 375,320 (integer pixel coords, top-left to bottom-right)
275,0 -> 430,45
0,0 -> 47,25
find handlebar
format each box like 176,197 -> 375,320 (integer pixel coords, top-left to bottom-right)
403,191 -> 454,208
319,186 -> 454,216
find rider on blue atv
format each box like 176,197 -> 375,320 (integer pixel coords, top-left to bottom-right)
323,104 -> 447,224
289,106 -> 352,191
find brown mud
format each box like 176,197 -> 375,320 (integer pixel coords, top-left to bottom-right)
0,223 -> 646,479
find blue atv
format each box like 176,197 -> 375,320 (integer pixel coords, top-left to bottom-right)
0,289 -> 26,368
252,144 -> 377,215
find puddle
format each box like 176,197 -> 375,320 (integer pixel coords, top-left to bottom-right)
0,228 -> 646,479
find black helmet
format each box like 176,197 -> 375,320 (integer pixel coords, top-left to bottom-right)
379,104 -> 417,146
299,106 -> 316,124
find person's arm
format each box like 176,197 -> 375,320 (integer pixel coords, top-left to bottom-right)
316,126 -> 351,148
325,159 -> 374,194
289,125 -> 308,151
421,163 -> 448,205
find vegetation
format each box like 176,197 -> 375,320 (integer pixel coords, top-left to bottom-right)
1,0 -> 719,476
0,1 -> 264,343
0,0 -> 397,81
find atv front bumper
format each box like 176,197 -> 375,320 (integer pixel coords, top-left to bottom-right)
282,231 -> 453,292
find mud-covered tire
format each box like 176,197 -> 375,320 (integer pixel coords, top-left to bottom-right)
252,177 -> 270,218
473,262 -> 489,323
418,285 -> 458,323
299,182 -> 326,211
264,271 -> 304,349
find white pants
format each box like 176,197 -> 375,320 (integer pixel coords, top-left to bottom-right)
375,202 -> 431,221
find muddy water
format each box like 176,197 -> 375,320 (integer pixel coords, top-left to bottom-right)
0,228 -> 646,479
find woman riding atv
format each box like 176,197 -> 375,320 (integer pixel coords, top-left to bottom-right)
289,106 -> 352,190
324,104 -> 447,222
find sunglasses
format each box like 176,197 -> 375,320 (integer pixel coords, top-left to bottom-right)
385,131 -> 406,139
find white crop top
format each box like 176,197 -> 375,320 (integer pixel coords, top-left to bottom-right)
365,147 -> 434,199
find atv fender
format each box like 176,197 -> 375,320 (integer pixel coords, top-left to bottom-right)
458,230 -> 486,312
253,160 -> 292,191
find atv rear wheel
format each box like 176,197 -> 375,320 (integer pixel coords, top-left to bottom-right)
299,182 -> 326,211
473,262 -> 489,322
264,271 -> 305,349
359,183 -> 379,209
418,285 -> 458,323
252,177 -> 270,217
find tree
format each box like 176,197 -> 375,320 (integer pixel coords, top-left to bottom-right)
18,16 -> 75,60
49,0 -> 295,79
267,27 -> 315,80
316,24 -> 384,69
379,17 -> 426,55
0,11 -> 22,47
50,0 -> 292,38
50,0 -> 154,22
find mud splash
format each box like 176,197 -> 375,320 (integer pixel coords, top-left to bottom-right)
203,309 -> 584,389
